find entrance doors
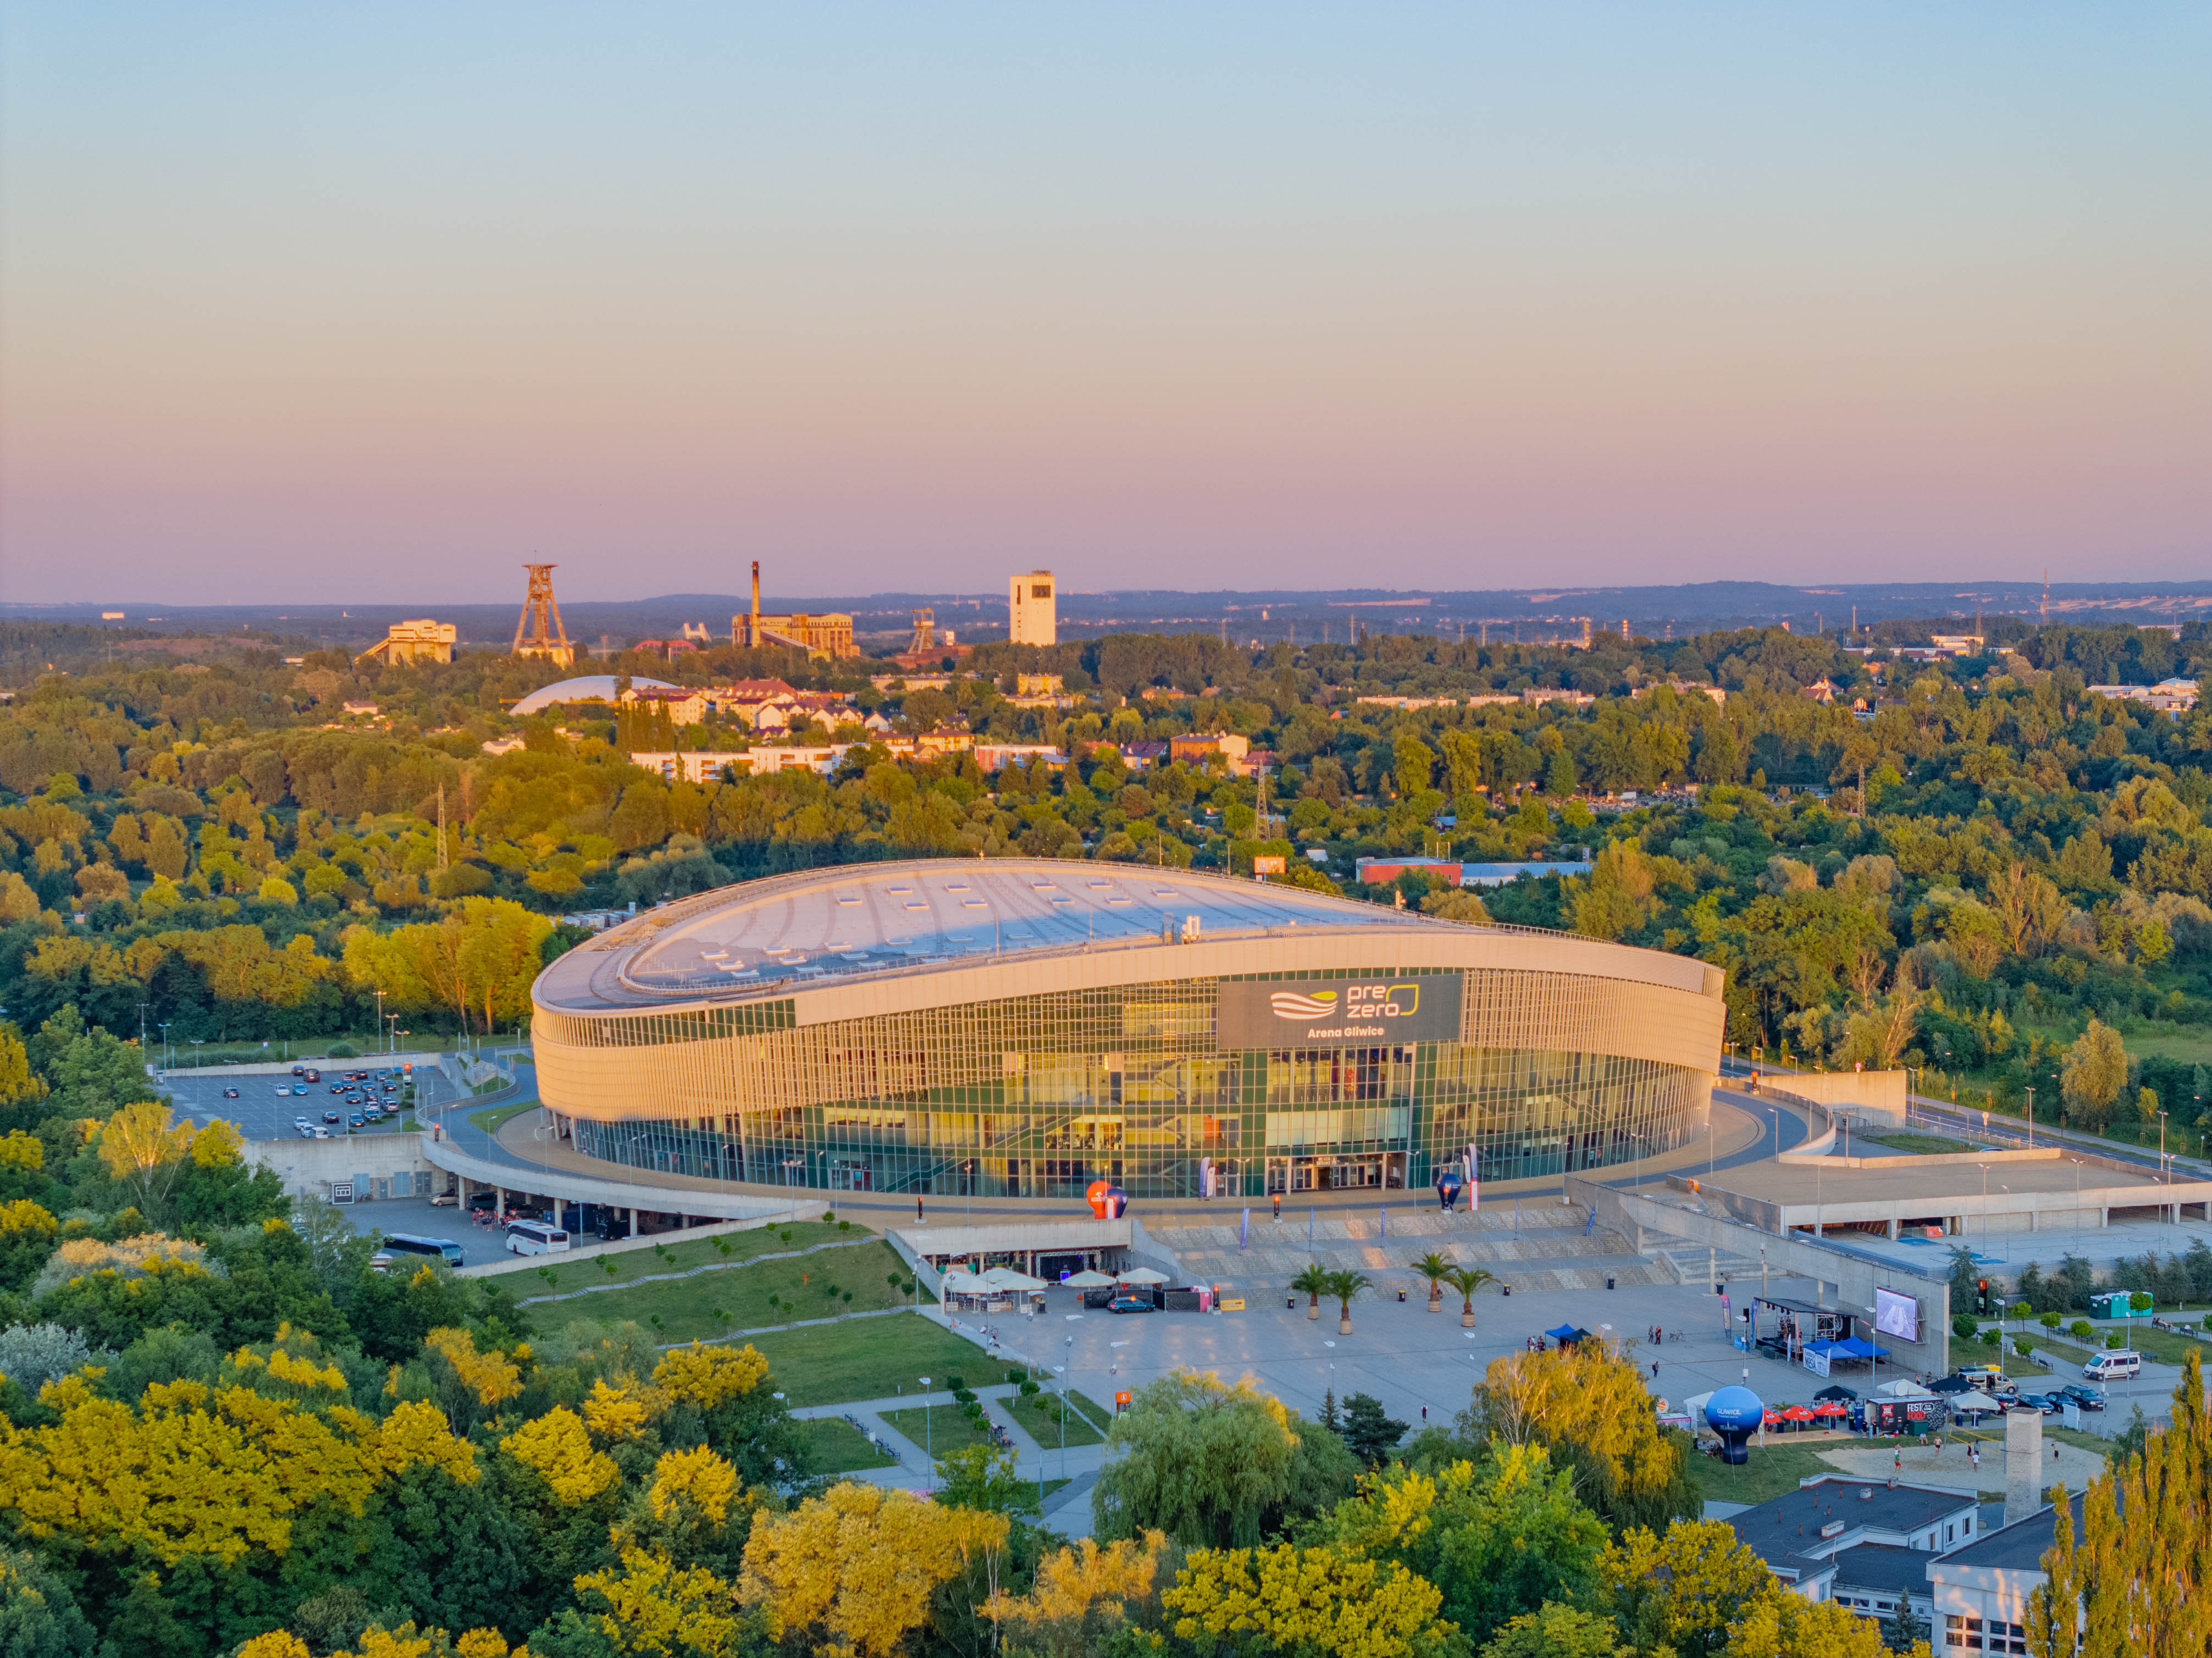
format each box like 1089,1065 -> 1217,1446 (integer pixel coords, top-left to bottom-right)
1269,1153 -> 1390,1192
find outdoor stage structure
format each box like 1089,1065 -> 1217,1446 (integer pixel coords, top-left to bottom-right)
528,860 -> 1726,1204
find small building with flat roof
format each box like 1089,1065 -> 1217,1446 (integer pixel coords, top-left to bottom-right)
1726,1474 -> 1980,1612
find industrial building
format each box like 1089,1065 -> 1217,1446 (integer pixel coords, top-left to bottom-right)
732,560 -> 858,658
1009,571 -> 1057,646
527,860 -> 1723,1204
356,618 -> 456,667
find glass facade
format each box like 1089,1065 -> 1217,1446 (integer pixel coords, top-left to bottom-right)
543,964 -> 1707,1199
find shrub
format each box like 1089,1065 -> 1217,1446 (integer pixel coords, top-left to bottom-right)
327,1042 -> 358,1058
0,1323 -> 115,1392
2070,1320 -> 2094,1342
947,1372 -> 965,1391
2015,1337 -> 2034,1357
1019,1378 -> 1040,1396
1952,1314 -> 1978,1340
1979,1328 -> 2000,1347
2107,1331 -> 2126,1350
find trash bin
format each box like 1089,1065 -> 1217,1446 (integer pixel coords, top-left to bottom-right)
1607,1276 -> 1616,1290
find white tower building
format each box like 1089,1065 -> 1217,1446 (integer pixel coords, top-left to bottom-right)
1009,571 -> 1057,646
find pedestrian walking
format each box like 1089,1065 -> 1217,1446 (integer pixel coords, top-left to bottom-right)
916,1196 -> 925,1222
1651,1361 -> 1661,1379
1273,1193 -> 1281,1220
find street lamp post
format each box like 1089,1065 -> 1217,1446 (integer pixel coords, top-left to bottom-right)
917,1377 -> 932,1483
2025,1085 -> 2034,1151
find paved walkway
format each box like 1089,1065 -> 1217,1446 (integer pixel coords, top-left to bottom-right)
792,1379 -> 1110,1532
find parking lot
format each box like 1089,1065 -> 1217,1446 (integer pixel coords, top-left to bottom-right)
336,1194 -> 516,1268
161,1061 -> 468,1143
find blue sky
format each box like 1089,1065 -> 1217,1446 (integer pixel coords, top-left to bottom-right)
3,4 -> 2206,601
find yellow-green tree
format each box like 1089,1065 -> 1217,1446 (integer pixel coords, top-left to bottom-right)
740,1480 -> 1009,1658
2061,1019 -> 2129,1130
1164,1543 -> 1467,1658
1463,1342 -> 1697,1533
94,1101 -> 195,1212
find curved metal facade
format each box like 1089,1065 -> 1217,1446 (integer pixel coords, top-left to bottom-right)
530,861 -> 1725,1202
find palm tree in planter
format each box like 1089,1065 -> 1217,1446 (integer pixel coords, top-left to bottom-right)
1442,1265 -> 1498,1329
1411,1251 -> 1453,1313
1326,1269 -> 1373,1335
1290,1263 -> 1332,1321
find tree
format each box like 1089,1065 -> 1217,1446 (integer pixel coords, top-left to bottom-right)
1442,1265 -> 1498,1326
936,1443 -> 1033,1513
1325,1269 -> 1373,1330
2029,1350 -> 2211,1656
1164,1543 -> 1468,1658
2061,1019 -> 2128,1130
739,1480 -> 1008,1658
0,1549 -> 99,1658
1290,1263 -> 1332,1320
1883,1594 -> 1928,1655
1411,1251 -> 1454,1308
1092,1369 -> 1304,1549
1464,1344 -> 1699,1533
1310,1447 -> 1607,1648
1479,1603 -> 1625,1658
1340,1394 -> 1409,1468
1569,843 -> 1660,941
94,1100 -> 195,1213
1596,1519 -> 1780,1658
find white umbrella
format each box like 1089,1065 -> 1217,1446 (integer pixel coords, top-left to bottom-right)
1116,1267 -> 1169,1285
939,1269 -> 988,1294
980,1266 -> 1048,1291
1062,1269 -> 1117,1288
1953,1389 -> 2000,1413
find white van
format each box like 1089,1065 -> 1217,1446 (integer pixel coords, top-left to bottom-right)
2083,1351 -> 2141,1381
505,1219 -> 571,1256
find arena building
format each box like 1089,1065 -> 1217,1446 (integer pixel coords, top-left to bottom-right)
529,860 -> 1725,1204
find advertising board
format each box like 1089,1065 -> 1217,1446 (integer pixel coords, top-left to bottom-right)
1216,974 -> 1463,1051
1874,1286 -> 1921,1344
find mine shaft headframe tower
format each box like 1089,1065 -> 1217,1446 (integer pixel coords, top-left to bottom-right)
513,563 -> 576,665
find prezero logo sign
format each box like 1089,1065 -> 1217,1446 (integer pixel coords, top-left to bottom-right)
1218,974 -> 1462,1050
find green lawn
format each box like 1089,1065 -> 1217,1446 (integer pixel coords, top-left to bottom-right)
500,1220 -> 891,1292
529,1238 -> 921,1346
2123,1029 -> 2212,1067
2101,1325 -> 2212,1366
1688,1436 -> 1888,1506
799,1416 -> 899,1475
1007,1386 -> 1111,1448
469,1101 -> 543,1135
1867,1131 -> 1974,1156
740,1316 -> 994,1408
881,1403 -> 995,1460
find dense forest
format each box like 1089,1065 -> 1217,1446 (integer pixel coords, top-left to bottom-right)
2,615 -> 2208,1135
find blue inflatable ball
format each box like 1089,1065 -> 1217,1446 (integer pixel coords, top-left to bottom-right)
1704,1386 -> 1765,1433
1704,1385 -> 1764,1466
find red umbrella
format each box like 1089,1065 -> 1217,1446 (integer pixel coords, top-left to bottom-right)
1781,1405 -> 1816,1420
1812,1400 -> 1847,1417
1762,1408 -> 1780,1427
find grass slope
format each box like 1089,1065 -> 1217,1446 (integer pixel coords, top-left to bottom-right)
526,1236 -> 921,1346
799,1417 -> 900,1475
741,1316 -> 992,1408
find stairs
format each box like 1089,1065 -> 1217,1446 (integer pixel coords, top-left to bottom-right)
1651,1244 -> 1764,1289
1143,1202 -> 1673,1294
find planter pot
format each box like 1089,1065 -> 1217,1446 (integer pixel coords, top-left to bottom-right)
1461,1311 -> 1475,1328
1308,1302 -> 1319,1320
1339,1317 -> 1353,1335
1427,1295 -> 1442,1313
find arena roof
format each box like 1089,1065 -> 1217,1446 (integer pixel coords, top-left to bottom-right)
535,858 -> 1462,1007
510,675 -> 678,715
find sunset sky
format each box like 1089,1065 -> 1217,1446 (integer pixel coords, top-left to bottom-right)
3,4 -> 2207,603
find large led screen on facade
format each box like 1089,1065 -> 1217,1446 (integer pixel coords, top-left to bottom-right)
1216,974 -> 1463,1050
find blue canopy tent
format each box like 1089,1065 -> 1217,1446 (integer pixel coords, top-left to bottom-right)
1545,1323 -> 1580,1341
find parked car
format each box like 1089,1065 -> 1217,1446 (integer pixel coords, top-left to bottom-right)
223,1087 -> 240,1098
2060,1384 -> 2108,1411
347,1113 -> 366,1128
296,1125 -> 318,1140
303,1069 -> 322,1083
1107,1296 -> 1154,1314
2083,1352 -> 2141,1382
292,1116 -> 311,1129
427,1191 -> 458,1207
323,1111 -> 342,1124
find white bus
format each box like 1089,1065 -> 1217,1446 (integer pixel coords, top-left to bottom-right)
505,1219 -> 571,1256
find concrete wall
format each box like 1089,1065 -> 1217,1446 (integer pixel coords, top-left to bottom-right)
454,1212 -> 815,1279
1570,1174 -> 1951,1374
421,1136 -> 808,1224
250,1134 -> 443,1204
1768,1068 -> 1908,1126
162,1049 -> 447,1079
